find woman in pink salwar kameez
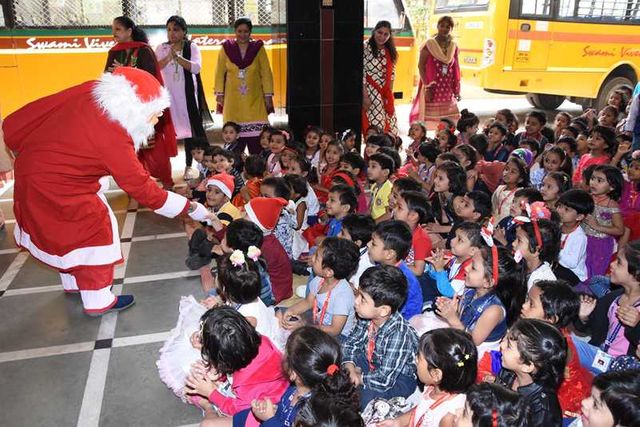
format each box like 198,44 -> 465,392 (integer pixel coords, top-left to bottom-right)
410,15 -> 461,131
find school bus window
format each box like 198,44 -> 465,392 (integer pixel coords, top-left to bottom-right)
133,0 -> 217,26
520,0 -> 552,16
12,0 -> 122,27
365,0 -> 402,28
0,5 -> 5,27
558,0 -> 640,21
435,0 -> 490,13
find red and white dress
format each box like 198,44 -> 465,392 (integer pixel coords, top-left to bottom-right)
3,73 -> 191,312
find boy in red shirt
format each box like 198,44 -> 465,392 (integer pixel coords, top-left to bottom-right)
392,190 -> 433,277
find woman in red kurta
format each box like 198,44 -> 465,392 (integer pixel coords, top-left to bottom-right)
105,16 -> 177,189
410,15 -> 461,130
362,21 -> 398,135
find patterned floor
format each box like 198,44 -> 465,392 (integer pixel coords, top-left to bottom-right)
0,165 -> 304,426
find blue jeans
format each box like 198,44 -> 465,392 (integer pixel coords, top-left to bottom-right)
354,352 -> 417,410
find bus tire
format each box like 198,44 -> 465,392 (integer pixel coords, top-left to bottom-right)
525,93 -> 565,110
595,75 -> 634,111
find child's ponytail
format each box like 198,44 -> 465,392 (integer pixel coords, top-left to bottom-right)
482,246 -> 527,326
284,327 -> 359,410
316,364 -> 359,411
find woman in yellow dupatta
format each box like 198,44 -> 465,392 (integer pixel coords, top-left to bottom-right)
410,16 -> 461,131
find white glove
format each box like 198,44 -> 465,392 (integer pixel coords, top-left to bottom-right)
188,202 -> 209,222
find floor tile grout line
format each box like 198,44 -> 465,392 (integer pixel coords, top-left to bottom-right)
0,330 -> 174,364
2,270 -> 200,298
0,341 -> 96,363
0,251 -> 29,292
76,197 -> 138,427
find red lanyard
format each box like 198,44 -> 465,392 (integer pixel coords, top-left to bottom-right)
366,322 -> 377,371
560,223 -> 580,249
312,279 -> 332,326
497,188 -> 517,214
410,388 -> 457,426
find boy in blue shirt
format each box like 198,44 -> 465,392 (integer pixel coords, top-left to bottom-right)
367,220 -> 423,320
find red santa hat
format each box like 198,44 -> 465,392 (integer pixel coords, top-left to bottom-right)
206,173 -> 234,199
92,67 -> 170,151
244,197 -> 288,232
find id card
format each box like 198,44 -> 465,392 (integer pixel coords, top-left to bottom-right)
592,349 -> 613,373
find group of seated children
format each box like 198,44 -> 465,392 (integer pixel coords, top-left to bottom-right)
160,95 -> 640,426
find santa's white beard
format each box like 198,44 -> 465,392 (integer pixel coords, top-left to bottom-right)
92,72 -> 170,151
128,119 -> 157,152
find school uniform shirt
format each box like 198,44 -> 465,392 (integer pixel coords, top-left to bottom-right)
527,262 -> 557,292
559,226 -> 588,282
351,247 -> 375,288
342,312 -> 418,392
209,201 -> 241,242
398,261 -> 424,320
305,183 -> 320,219
308,277 -> 356,337
261,234 -> 293,303
405,226 -> 432,268
492,185 -> 518,224
370,180 -> 392,220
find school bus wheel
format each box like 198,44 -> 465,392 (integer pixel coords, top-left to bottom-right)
595,74 -> 635,112
525,93 -> 565,111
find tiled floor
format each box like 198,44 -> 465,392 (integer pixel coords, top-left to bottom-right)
0,163 -> 304,427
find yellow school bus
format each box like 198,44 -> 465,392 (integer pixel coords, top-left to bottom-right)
0,0 -> 417,116
429,0 -> 640,110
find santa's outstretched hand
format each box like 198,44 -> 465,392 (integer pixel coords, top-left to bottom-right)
187,202 -> 210,222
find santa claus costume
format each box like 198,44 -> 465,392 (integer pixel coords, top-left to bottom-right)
2,67 -> 210,315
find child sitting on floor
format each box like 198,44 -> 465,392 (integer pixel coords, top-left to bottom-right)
392,190 -> 434,277
185,173 -> 241,293
379,329 -> 478,427
368,152 -> 396,223
338,214 -> 376,288
435,245 -> 526,357
232,154 -> 265,208
494,188 -> 543,250
368,220 -> 423,320
244,197 -> 293,303
278,237 -> 360,339
342,265 -> 419,408
496,319 -> 567,427
457,383 -> 528,427
185,307 -> 289,425
242,327 -> 358,426
512,203 -> 560,291
555,189 -> 594,286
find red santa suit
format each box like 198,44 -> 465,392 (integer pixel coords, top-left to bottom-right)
2,67 -> 209,314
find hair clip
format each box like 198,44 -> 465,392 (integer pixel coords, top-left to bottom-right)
326,364 -> 339,376
457,360 -> 465,367
247,246 -> 261,262
492,408 -> 498,427
513,202 -> 550,248
229,249 -> 245,267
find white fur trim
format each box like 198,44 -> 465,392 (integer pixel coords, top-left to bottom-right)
14,192 -> 122,269
81,287 -> 117,311
207,179 -> 232,199
244,202 -> 267,233
93,73 -> 170,151
60,273 -> 79,291
154,191 -> 189,218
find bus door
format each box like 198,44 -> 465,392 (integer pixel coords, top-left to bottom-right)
0,0 -> 19,114
507,0 -> 553,71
